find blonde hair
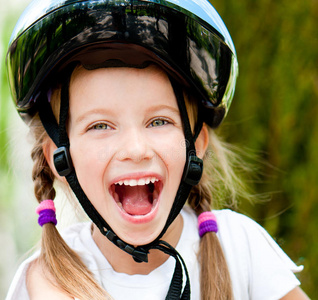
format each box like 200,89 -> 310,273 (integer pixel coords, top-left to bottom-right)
29,67 -> 255,299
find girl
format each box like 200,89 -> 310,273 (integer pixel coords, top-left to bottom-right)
5,0 -> 309,299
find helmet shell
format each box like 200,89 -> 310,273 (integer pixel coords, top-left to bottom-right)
7,0 -> 238,127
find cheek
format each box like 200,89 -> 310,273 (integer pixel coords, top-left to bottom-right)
70,138 -> 110,168
164,133 -> 186,164
168,135 -> 187,190
153,132 -> 186,179
69,142 -> 109,192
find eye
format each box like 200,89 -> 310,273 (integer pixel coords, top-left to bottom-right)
148,118 -> 170,128
89,122 -> 112,131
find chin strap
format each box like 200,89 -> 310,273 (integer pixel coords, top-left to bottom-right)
38,67 -> 202,299
151,241 -> 191,299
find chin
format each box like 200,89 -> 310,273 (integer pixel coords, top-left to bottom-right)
112,215 -> 167,247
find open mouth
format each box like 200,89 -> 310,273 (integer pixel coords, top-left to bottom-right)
110,177 -> 162,216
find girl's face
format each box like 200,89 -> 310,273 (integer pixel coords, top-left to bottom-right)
68,65 -> 186,245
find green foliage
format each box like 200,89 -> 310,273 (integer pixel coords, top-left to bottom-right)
211,0 -> 318,297
0,22 -> 11,174
1,3 -> 27,186
0,5 -> 42,298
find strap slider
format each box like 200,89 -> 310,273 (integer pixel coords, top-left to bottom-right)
53,147 -> 73,177
182,155 -> 203,186
105,229 -> 149,263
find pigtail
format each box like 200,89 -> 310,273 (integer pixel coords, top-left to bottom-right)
30,115 -> 110,299
188,180 -> 234,300
188,129 -> 258,299
185,88 -> 259,299
184,94 -> 233,299
198,229 -> 233,300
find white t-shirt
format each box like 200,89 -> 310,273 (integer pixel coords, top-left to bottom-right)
6,208 -> 302,300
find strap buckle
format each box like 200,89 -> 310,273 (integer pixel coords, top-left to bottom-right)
105,230 -> 149,263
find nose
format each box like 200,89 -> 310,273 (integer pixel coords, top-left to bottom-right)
116,128 -> 154,162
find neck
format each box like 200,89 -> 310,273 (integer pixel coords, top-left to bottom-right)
92,214 -> 183,275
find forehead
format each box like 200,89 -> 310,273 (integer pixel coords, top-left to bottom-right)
68,65 -> 179,115
70,64 -> 171,89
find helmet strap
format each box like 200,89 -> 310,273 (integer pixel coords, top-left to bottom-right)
38,70 -> 203,300
154,77 -> 203,237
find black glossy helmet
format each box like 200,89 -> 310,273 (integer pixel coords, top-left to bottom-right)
7,0 -> 238,128
7,1 -> 238,297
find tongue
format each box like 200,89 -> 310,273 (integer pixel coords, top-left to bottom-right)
120,185 -> 153,215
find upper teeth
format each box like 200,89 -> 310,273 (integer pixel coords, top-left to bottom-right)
115,177 -> 158,186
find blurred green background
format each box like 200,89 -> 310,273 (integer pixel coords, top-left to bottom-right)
0,0 -> 317,299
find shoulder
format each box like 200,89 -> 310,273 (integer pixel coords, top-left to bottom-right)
5,251 -> 38,300
213,209 -> 302,300
6,223 -> 89,300
214,208 -> 261,230
26,259 -> 73,300
213,209 -> 264,252
215,209 -> 278,246
5,251 -> 72,300
214,209 -> 302,271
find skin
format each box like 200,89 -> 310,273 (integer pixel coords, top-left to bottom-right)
67,66 -> 187,248
27,66 -> 310,299
27,262 -> 72,300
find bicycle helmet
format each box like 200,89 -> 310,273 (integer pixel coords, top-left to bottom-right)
7,0 -> 237,127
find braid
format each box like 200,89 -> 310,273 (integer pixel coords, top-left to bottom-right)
31,142 -> 56,202
188,174 -> 212,215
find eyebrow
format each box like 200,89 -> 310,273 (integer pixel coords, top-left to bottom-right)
74,108 -> 115,124
145,104 -> 180,116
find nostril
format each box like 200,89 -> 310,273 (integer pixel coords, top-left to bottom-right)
116,146 -> 153,162
115,131 -> 153,162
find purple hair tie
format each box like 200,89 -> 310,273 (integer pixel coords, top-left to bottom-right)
198,211 -> 218,237
36,200 -> 57,227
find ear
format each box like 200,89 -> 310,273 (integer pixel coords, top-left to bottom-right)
42,138 -> 67,183
195,124 -> 209,159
